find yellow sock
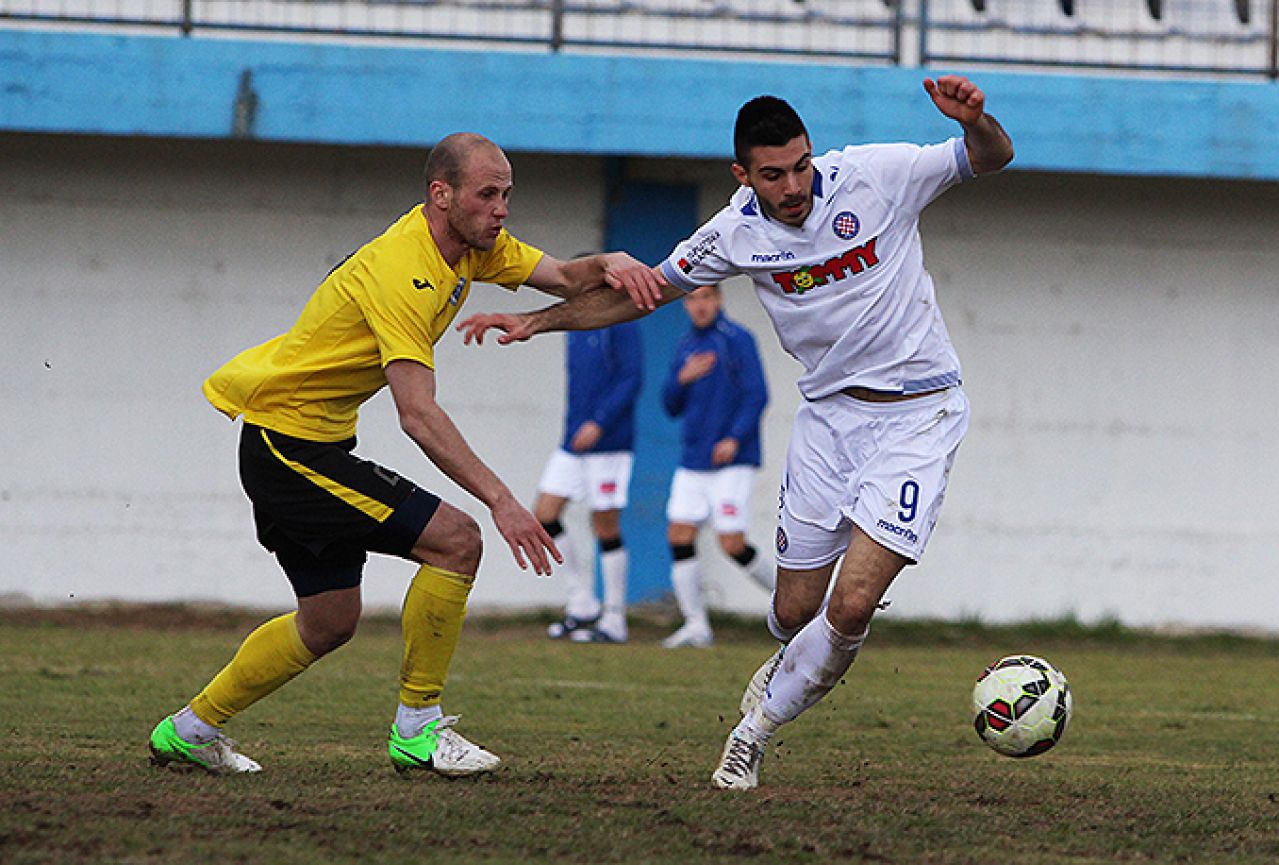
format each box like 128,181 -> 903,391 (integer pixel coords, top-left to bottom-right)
399,564 -> 475,708
190,612 -> 317,727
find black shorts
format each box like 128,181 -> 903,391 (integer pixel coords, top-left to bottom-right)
238,423 -> 441,597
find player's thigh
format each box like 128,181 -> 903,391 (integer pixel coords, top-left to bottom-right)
665,468 -> 712,526
295,585 -> 363,655
581,452 -> 633,511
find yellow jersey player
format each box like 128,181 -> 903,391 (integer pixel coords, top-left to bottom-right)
148,132 -> 664,776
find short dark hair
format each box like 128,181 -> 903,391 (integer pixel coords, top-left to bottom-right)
733,96 -> 809,168
424,132 -> 495,189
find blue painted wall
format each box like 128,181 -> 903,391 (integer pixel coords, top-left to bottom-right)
3,29 -> 1279,180
603,180 -> 699,603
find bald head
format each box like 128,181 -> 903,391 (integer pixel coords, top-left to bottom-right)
425,132 -> 504,190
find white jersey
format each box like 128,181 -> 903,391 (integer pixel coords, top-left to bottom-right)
659,138 -> 973,400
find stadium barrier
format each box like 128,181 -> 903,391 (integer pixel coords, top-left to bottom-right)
0,0 -> 1274,78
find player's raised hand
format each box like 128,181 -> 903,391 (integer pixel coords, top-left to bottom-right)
924,75 -> 986,125
490,494 -> 562,577
457,312 -> 535,346
677,351 -> 717,386
602,253 -> 667,311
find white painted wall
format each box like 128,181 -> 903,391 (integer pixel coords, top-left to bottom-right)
3,133 -> 1277,631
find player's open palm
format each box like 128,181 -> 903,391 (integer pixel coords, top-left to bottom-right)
491,495 -> 562,577
924,75 -> 986,125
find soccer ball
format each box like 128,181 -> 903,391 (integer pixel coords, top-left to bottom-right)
971,654 -> 1072,758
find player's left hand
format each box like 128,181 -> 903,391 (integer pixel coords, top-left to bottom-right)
602,253 -> 667,312
457,312 -> 535,346
490,493 -> 562,577
711,438 -> 739,467
924,75 -> 986,125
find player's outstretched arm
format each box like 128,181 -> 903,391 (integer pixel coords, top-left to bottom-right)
457,281 -> 685,346
526,252 -> 666,310
385,359 -> 561,576
923,75 -> 1014,175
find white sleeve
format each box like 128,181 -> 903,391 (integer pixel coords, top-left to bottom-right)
658,218 -> 737,293
851,138 -> 972,215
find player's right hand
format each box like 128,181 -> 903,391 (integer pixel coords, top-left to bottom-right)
490,494 -> 562,577
457,312 -> 535,346
603,257 -> 667,312
677,351 -> 717,385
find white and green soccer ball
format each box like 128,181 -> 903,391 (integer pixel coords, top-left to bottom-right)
971,654 -> 1073,758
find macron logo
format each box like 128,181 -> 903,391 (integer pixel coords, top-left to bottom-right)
876,519 -> 919,545
751,251 -> 796,263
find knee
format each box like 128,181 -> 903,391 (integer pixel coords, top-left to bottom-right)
773,592 -> 821,632
448,512 -> 483,574
824,592 -> 873,637
301,613 -> 359,657
417,505 -> 483,574
718,534 -> 747,558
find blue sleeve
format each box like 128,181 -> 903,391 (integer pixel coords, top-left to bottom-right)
726,330 -> 768,442
590,324 -> 643,432
662,348 -> 688,418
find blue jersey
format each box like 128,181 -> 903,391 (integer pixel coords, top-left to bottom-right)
662,312 -> 768,470
562,321 -> 643,453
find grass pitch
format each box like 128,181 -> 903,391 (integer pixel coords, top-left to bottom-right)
2,606 -> 1278,864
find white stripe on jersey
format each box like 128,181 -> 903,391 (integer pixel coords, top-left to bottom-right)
660,137 -> 973,400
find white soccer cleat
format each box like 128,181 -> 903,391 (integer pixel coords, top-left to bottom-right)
431,721 -> 502,776
739,645 -> 784,716
711,728 -> 765,790
389,715 -> 501,777
149,716 -> 262,775
661,623 -> 714,649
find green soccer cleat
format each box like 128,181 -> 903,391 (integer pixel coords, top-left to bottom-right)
388,715 -> 500,777
148,715 -> 262,774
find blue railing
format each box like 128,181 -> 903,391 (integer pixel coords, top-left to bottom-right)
1,1 -> 1275,79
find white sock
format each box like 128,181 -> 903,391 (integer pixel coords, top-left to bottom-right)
760,614 -> 867,725
395,702 -> 444,739
736,705 -> 779,745
173,705 -> 220,744
599,546 -> 628,636
553,528 -> 599,621
671,557 -> 710,631
741,548 -> 777,591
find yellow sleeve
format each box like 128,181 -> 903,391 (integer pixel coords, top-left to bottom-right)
478,230 -> 545,290
347,251 -> 441,370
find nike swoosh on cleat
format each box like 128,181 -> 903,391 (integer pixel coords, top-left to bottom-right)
391,745 -> 434,768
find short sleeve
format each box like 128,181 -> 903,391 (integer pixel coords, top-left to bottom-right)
346,258 -> 441,369
477,230 -> 545,290
851,138 -> 970,215
658,218 -> 737,292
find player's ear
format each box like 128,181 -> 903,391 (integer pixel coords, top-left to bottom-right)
730,161 -> 749,187
428,179 -> 452,209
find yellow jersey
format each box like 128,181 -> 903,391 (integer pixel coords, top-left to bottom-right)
204,205 -> 544,442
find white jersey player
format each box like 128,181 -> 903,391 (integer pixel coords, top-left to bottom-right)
458,75 -> 1014,791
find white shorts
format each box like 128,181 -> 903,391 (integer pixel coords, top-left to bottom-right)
536,448 -> 633,512
775,387 -> 969,569
665,465 -> 758,534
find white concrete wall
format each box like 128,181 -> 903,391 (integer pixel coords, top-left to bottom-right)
3,133 -> 1278,630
